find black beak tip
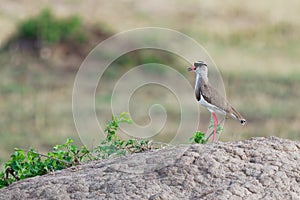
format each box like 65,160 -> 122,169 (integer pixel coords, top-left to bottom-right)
240,119 -> 247,125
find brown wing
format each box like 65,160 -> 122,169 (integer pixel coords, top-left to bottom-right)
195,77 -> 246,123
200,82 -> 228,112
201,81 -> 245,122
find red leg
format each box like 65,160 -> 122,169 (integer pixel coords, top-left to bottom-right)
211,112 -> 218,142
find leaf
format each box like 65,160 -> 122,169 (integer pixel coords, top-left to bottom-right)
66,138 -> 74,144
193,131 -> 206,144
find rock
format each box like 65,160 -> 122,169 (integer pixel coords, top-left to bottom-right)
0,136 -> 299,200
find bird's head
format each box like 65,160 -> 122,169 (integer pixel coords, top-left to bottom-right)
187,61 -> 208,75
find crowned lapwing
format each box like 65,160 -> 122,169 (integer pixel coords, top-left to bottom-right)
188,61 -> 246,142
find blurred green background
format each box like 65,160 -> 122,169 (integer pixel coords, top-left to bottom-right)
1,0 -> 300,165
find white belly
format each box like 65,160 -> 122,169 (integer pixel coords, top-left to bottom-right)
198,95 -> 226,115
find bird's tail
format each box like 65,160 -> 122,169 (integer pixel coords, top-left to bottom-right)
229,106 -> 247,125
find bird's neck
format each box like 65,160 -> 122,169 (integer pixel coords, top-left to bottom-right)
195,72 -> 208,87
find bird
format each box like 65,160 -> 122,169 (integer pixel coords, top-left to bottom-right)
188,61 -> 246,142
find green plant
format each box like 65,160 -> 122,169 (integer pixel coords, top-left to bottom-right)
0,139 -> 90,189
207,120 -> 223,140
18,8 -> 85,44
190,120 -> 224,144
45,138 -> 91,169
191,131 -> 207,144
92,112 -> 153,159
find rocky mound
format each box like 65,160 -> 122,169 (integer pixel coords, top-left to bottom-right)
0,137 -> 299,200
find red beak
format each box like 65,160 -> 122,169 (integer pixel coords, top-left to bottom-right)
187,66 -> 196,71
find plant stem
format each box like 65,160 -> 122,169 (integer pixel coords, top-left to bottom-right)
31,151 -> 73,166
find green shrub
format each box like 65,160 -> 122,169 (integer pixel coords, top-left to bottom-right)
18,8 -> 85,44
0,139 -> 90,188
